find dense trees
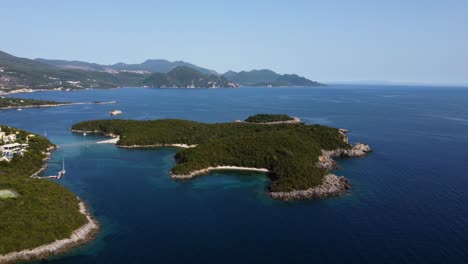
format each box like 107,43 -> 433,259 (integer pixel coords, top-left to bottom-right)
0,126 -> 87,255
244,114 -> 294,123
0,97 -> 64,108
72,117 -> 349,191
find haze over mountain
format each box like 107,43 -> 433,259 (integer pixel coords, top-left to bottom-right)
223,69 -> 322,87
0,50 -> 322,92
36,58 -> 218,75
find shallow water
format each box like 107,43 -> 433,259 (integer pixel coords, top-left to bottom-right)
2,85 -> 468,263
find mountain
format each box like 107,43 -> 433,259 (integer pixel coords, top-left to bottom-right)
141,66 -> 237,88
36,58 -> 218,75
1,50 -> 322,92
224,69 -> 323,87
0,51 -> 149,91
111,59 -> 218,75
35,58 -> 112,72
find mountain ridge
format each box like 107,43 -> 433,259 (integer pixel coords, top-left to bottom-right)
0,50 -> 323,92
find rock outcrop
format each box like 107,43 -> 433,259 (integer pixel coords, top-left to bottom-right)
317,143 -> 372,170
269,174 -> 351,200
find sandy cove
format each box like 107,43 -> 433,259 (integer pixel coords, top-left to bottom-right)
170,166 -> 270,179
118,143 -> 197,149
71,128 -> 371,200
0,199 -> 99,264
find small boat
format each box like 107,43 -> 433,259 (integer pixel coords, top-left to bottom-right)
17,108 -> 22,111
109,109 -> 123,116
83,132 -> 87,136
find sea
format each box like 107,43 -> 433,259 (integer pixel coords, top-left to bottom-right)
1,85 -> 468,264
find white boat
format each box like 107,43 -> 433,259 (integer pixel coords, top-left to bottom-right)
109,110 -> 123,116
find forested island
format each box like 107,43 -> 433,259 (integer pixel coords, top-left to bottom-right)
0,125 -> 99,263
71,114 -> 371,199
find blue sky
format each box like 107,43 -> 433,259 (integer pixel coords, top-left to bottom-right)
2,0 -> 467,85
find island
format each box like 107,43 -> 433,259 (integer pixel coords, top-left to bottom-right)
243,113 -> 301,124
0,125 -> 99,263
0,97 -> 117,110
71,114 -> 371,200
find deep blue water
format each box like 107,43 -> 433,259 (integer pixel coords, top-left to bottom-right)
2,85 -> 468,263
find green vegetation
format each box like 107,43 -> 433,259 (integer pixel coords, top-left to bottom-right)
72,117 -> 349,192
0,125 -> 87,255
0,97 -> 65,108
245,114 -> 295,123
0,50 -> 149,91
223,69 -> 323,87
142,66 -> 237,88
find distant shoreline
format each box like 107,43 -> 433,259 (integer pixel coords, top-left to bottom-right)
0,101 -> 117,110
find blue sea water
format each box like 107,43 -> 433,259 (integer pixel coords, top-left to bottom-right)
2,85 -> 468,263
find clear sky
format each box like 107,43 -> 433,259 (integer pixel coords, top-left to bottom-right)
2,0 -> 467,85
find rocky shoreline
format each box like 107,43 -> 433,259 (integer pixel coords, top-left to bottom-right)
269,174 -> 351,200
0,199 -> 100,264
71,128 -> 371,201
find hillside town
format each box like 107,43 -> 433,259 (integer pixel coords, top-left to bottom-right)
0,127 -> 31,161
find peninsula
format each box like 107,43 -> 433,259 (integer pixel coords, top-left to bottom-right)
0,125 -> 99,263
0,97 -> 117,110
71,114 -> 371,199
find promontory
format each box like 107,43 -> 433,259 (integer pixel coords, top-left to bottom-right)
0,125 -> 99,263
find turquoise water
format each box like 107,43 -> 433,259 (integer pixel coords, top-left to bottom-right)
2,86 -> 468,263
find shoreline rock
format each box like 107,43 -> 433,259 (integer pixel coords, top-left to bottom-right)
0,199 -> 100,264
269,174 -> 351,200
316,143 -> 372,170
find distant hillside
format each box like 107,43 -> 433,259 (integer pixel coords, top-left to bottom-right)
142,66 -> 237,88
111,59 -> 218,75
37,58 -> 217,75
224,69 -> 323,87
1,50 -> 323,92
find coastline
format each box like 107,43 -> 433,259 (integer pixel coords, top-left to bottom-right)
269,174 -> 351,200
0,101 -> 117,110
70,129 -> 197,148
71,127 -> 371,200
0,199 -> 100,264
170,166 -> 270,179
0,145 -> 100,263
236,117 -> 302,125
118,143 -> 197,149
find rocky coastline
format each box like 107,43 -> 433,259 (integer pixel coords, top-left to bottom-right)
0,199 -> 100,264
270,130 -> 371,200
269,174 -> 351,200
71,127 -> 371,201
